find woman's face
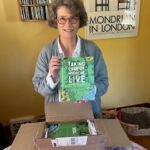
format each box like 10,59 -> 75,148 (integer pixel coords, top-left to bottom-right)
56,6 -> 80,40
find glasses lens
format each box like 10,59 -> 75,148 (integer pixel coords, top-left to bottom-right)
57,17 -> 66,24
70,17 -> 78,24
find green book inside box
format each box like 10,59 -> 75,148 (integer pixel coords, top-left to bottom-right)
60,57 -> 95,101
47,122 -> 89,139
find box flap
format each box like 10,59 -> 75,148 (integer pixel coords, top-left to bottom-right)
11,122 -> 45,150
94,119 -> 132,147
35,138 -> 105,150
46,102 -> 94,123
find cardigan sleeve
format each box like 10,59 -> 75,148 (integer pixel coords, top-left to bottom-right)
32,45 -> 59,97
94,45 -> 109,97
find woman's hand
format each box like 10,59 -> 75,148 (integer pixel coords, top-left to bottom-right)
49,56 -> 61,82
75,100 -> 87,103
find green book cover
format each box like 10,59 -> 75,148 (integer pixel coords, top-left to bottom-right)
60,57 -> 95,101
47,122 -> 89,139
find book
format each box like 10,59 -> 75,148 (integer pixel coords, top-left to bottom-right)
45,120 -> 97,147
60,57 -> 96,101
47,122 -> 89,139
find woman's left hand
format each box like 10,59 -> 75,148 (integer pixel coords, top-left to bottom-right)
75,100 -> 87,103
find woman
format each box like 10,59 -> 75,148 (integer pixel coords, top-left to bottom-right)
32,0 -> 109,118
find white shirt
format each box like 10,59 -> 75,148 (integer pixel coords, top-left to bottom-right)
46,36 -> 81,89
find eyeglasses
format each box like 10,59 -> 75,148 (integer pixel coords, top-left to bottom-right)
57,16 -> 79,24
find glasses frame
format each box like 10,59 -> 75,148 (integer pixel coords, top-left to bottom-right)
56,16 -> 79,25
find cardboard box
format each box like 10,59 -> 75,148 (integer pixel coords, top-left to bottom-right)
11,102 -> 132,150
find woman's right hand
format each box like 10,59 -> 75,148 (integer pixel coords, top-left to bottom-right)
49,56 -> 61,82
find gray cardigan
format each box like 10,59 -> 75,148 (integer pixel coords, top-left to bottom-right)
32,37 -> 108,118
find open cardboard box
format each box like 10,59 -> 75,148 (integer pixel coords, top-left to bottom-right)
11,102 -> 132,150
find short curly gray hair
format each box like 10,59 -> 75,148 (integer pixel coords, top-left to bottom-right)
47,0 -> 88,28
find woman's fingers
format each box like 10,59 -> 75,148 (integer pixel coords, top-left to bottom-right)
49,56 -> 61,80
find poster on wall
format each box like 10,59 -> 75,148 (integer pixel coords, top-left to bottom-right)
84,0 -> 141,40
